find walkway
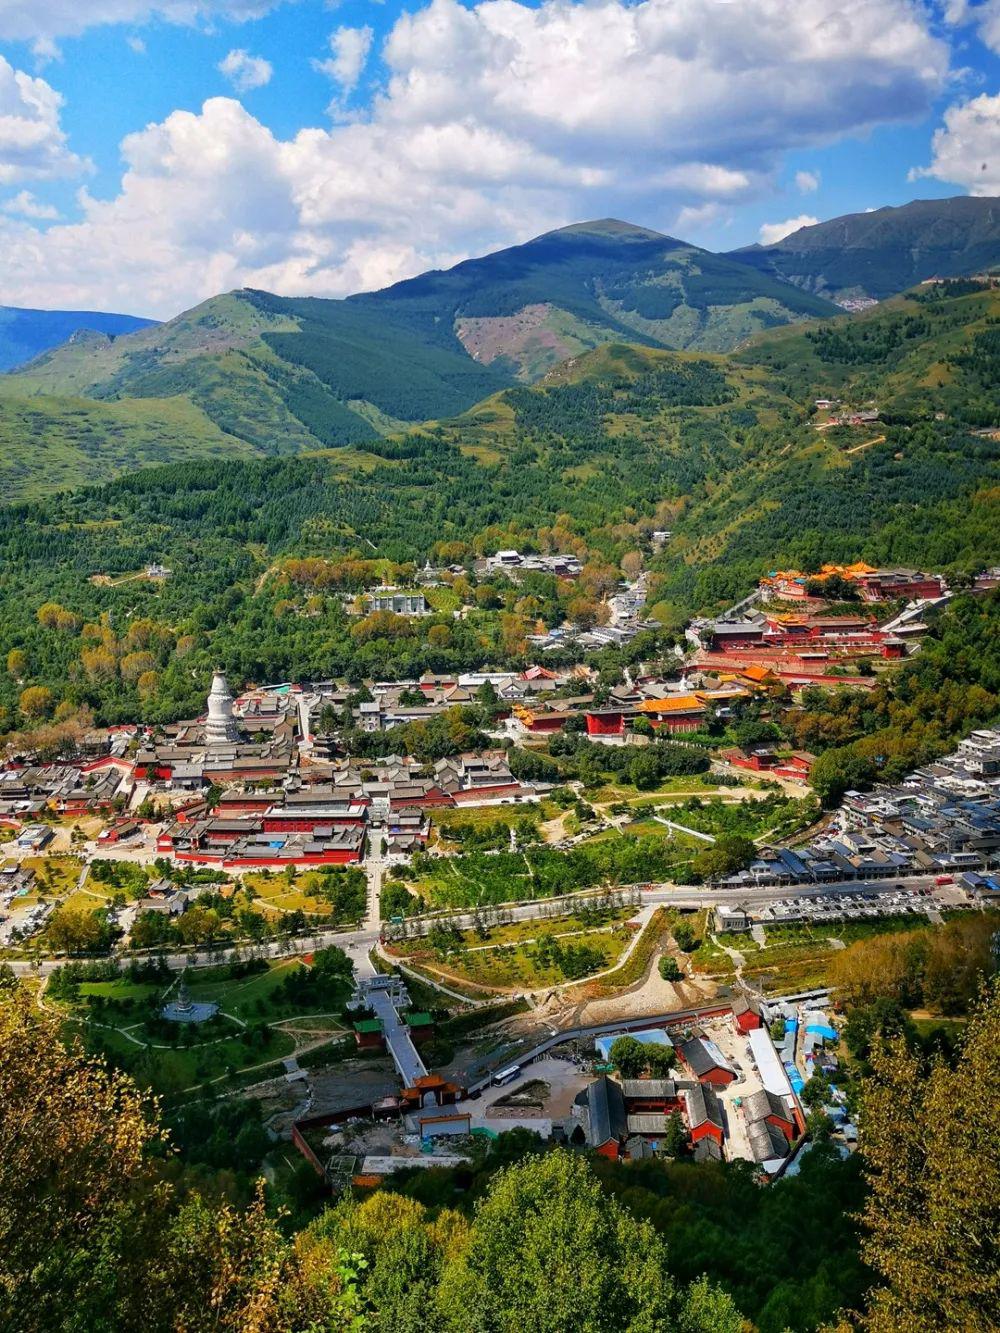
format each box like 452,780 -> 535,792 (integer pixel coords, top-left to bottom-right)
351,942 -> 427,1086
653,816 -> 715,843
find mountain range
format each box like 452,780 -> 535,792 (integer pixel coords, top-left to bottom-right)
0,196 -> 997,499
0,304 -> 156,374
1,219 -> 836,464
729,195 -> 1000,303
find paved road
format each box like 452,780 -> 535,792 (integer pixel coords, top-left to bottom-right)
4,873 -> 947,979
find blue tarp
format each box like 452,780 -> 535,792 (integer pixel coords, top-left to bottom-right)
805,1024 -> 838,1042
595,1027 -> 673,1060
784,1062 -> 804,1093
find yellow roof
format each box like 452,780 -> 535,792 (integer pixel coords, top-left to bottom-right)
638,695 -> 706,714
737,665 -> 778,683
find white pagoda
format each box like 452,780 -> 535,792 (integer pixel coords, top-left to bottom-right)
204,670 -> 241,748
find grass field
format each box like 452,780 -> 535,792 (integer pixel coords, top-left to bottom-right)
0,387 -> 256,499
87,1020 -> 298,1097
390,910 -> 637,992
243,867 -> 366,922
582,774 -> 724,805
21,854 -> 84,898
60,955 -> 352,1095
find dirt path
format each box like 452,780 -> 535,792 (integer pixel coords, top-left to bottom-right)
843,433 -> 885,455
527,919 -> 717,1029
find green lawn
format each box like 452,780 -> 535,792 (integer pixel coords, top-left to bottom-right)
184,957 -> 318,1019
390,921 -> 632,991
61,956 -> 353,1094
87,1021 -> 297,1096
78,980 -> 160,1003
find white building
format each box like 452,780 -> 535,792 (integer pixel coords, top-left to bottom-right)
204,671 -> 242,748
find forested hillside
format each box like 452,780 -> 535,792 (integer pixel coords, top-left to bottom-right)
654,280 -> 1000,612
4,966 -> 999,1332
0,346 -> 762,726
730,195 -> 1000,302
0,281 -> 998,728
3,289 -> 506,468
0,219 -> 838,499
354,218 -> 836,378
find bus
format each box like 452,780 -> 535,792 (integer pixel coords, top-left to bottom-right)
493,1065 -> 521,1086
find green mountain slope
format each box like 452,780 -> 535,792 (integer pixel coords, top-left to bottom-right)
0,389 -> 254,498
352,219 -> 837,378
655,280 -> 1000,610
6,289 -> 507,453
0,221 -> 837,498
0,284 -> 997,724
728,196 -> 1000,303
0,304 -> 156,373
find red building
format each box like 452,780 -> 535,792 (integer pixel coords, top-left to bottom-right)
856,570 -> 945,602
682,1084 -> 724,1146
620,1078 -> 684,1114
582,1076 -> 628,1160
389,784 -> 454,810
744,1088 -> 797,1142
353,1019 -> 385,1051
732,994 -> 763,1035
679,1037 -> 737,1087
585,709 -> 627,738
637,695 -> 706,734
515,707 -> 573,734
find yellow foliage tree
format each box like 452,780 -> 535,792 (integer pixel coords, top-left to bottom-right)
18,685 -> 53,718
121,651 -> 156,682
81,646 -> 118,681
36,601 -> 66,629
137,670 -> 159,698
0,986 -> 365,1330
859,981 -> 1000,1332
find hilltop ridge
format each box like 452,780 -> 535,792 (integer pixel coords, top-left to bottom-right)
729,195 -> 1000,302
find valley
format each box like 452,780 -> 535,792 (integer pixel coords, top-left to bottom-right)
1,195 -> 999,1333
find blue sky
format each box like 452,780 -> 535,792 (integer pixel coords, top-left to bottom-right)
0,0 -> 997,316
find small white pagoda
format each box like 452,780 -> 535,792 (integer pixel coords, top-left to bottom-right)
204,670 -> 241,748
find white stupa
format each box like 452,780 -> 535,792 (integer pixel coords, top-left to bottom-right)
204,670 -> 241,748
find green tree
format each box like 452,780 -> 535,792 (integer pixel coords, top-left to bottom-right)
608,1035 -> 647,1079
678,1275 -> 748,1333
859,980 -> 1000,1332
672,920 -> 698,952
692,835 -> 757,881
436,1150 -> 676,1332
644,1043 -> 677,1077
627,749 -> 661,791
46,905 -> 113,955
662,1109 -> 689,1158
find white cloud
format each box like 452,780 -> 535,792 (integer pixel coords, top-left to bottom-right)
0,0 -> 951,315
127,35 -> 147,54
795,169 -> 820,193
0,1 -> 286,43
759,214 -> 819,244
0,56 -> 87,184
910,93 -> 1000,194
674,201 -> 727,235
2,188 -> 58,218
218,48 -> 273,93
30,37 -> 61,67
314,26 -> 374,98
944,0 -> 1000,55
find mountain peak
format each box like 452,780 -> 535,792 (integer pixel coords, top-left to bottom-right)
543,218 -> 674,243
